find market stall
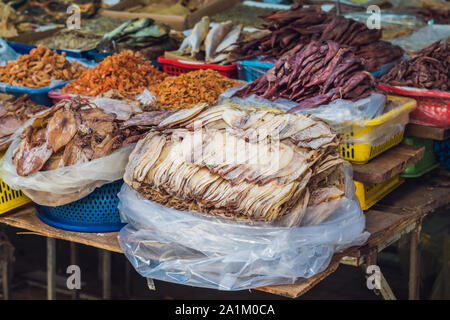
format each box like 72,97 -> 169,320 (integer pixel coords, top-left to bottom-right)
0,0 -> 449,301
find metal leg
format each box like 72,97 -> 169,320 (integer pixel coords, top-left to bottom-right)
47,237 -> 56,300
1,260 -> 8,300
69,242 -> 79,300
124,259 -> 131,298
409,224 -> 422,300
102,250 -> 111,300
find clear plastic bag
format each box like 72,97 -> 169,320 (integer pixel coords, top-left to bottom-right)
0,119 -> 135,206
388,25 -> 450,52
220,88 -> 413,147
117,165 -> 369,290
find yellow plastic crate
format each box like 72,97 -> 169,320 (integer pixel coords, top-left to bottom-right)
0,153 -> 31,215
340,96 -> 417,164
355,175 -> 404,211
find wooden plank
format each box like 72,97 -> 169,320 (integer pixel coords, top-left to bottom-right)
374,169 -> 450,215
352,144 -> 425,184
0,205 -> 121,253
405,123 -> 450,141
257,253 -> 344,298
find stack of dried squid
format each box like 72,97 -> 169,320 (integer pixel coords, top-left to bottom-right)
12,97 -> 163,177
124,104 -> 347,224
0,95 -> 49,151
380,39 -> 449,91
233,41 -> 377,112
232,4 -> 403,72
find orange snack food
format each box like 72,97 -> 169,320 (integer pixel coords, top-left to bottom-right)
149,69 -> 242,109
61,52 -> 167,96
0,45 -> 87,88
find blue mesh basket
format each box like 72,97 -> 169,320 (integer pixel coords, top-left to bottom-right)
237,60 -> 273,82
36,180 -> 125,233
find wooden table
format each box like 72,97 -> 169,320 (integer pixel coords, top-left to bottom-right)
0,148 -> 448,300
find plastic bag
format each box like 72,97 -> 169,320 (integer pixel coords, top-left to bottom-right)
220,87 -> 413,146
0,119 -> 135,206
117,164 -> 369,290
388,25 -> 450,52
0,38 -> 19,66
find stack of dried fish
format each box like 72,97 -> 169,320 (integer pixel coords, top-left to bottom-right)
128,0 -> 209,16
232,4 -> 403,72
81,16 -> 128,36
0,1 -> 32,37
380,39 -> 449,91
177,16 -> 243,64
149,69 -> 242,109
33,29 -> 102,51
233,41 -> 377,112
12,98 -> 154,177
62,52 -> 166,97
0,95 -> 49,151
96,18 -> 181,60
124,104 -> 346,223
211,3 -> 277,28
0,45 -> 87,88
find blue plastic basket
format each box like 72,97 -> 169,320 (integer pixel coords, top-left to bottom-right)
36,180 -> 125,233
7,41 -> 97,59
434,138 -> 450,170
238,58 -> 397,82
1,81 -> 71,106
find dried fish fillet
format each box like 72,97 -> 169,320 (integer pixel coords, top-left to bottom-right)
125,105 -> 346,223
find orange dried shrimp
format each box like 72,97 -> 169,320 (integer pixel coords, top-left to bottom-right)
0,45 -> 87,88
61,52 -> 167,97
149,69 -> 242,109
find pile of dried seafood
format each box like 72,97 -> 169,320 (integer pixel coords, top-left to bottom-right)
96,18 -> 181,60
12,98 -> 152,177
380,39 -> 449,91
33,29 -> 102,51
19,0 -> 99,25
124,104 -> 346,223
232,4 -> 404,72
233,41 -> 377,111
0,95 -> 49,151
149,69 -> 241,109
177,16 -> 242,64
0,45 -> 87,88
127,0 -> 209,16
62,52 -> 166,96
0,1 -> 31,37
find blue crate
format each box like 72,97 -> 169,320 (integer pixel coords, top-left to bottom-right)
434,138 -> 450,170
1,81 -> 71,106
36,180 -> 125,233
238,58 -> 397,82
237,60 -> 274,82
7,41 -> 97,60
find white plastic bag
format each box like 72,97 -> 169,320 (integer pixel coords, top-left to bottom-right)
0,38 -> 19,66
117,167 -> 369,290
0,119 -> 135,206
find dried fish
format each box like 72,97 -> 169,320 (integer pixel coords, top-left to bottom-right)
125,105 -> 345,223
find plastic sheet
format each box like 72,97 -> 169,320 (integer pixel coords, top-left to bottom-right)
388,25 -> 450,52
0,119 -> 135,206
0,38 -> 19,66
117,164 -> 369,290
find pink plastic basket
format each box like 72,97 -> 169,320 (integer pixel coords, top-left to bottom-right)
378,83 -> 450,127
